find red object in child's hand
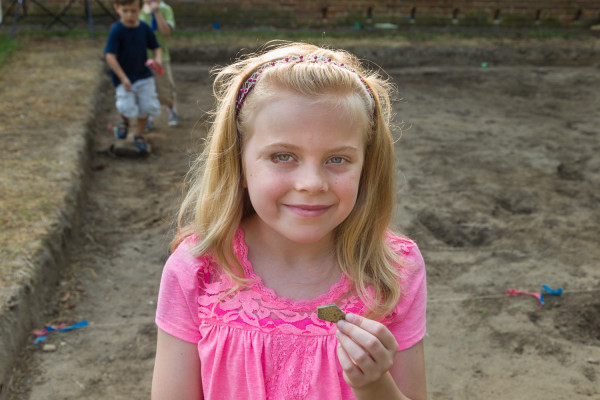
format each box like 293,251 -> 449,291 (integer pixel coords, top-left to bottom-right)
145,59 -> 164,75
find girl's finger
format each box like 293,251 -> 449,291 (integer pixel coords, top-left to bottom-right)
336,341 -> 359,372
342,313 -> 399,353
336,328 -> 377,370
336,334 -> 370,385
337,320 -> 388,364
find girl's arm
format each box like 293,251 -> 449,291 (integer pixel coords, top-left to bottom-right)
389,339 -> 426,399
336,313 -> 427,400
152,328 -> 203,400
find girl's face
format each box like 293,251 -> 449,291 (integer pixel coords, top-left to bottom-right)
242,92 -> 366,246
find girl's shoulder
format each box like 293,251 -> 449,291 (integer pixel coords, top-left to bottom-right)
385,232 -> 416,253
382,233 -> 427,343
157,235 -> 213,343
385,231 -> 423,262
384,231 -> 426,282
165,234 -> 215,281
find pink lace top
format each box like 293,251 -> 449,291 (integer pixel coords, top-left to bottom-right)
156,228 -> 426,400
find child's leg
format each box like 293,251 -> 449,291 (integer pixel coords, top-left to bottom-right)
132,78 -> 159,153
162,63 -> 179,126
154,63 -> 179,126
115,86 -> 139,120
154,62 -> 175,109
136,117 -> 148,137
134,117 -> 149,152
114,85 -> 138,139
136,77 -> 161,120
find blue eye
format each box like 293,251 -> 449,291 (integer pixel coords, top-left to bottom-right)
329,156 -> 345,164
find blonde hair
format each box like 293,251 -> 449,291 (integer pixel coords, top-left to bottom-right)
174,42 -> 402,319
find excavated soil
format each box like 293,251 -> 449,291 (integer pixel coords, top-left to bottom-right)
2,40 -> 600,399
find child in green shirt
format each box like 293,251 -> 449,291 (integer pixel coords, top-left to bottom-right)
140,0 -> 179,128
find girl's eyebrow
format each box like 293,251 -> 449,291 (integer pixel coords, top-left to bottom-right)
263,143 -> 361,153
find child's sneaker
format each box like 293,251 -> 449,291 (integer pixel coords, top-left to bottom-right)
114,120 -> 129,139
145,116 -> 154,132
133,135 -> 149,153
168,108 -> 180,127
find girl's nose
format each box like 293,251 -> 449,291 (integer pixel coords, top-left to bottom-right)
294,165 -> 328,193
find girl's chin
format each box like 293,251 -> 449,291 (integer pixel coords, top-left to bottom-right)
279,230 -> 333,245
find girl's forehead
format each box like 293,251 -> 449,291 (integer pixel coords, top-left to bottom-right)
243,93 -> 368,149
245,90 -> 370,135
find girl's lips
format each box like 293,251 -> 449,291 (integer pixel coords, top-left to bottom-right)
285,204 -> 331,217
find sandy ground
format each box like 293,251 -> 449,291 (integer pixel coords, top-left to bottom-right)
3,45 -> 600,399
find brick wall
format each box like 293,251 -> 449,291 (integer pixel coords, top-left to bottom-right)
3,0 -> 600,29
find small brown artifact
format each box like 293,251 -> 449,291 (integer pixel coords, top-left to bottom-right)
317,303 -> 346,323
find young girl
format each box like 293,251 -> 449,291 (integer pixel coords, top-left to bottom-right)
152,43 -> 427,400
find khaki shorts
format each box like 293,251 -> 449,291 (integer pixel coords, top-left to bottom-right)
115,77 -> 161,119
152,61 -> 176,107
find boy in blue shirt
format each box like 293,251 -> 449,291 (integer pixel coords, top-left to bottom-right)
104,0 -> 162,153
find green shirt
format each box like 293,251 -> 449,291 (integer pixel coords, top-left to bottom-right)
139,2 -> 175,63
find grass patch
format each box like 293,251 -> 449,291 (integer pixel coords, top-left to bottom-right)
0,37 -> 104,287
6,27 -> 108,40
522,30 -> 581,39
20,28 -> 99,38
0,33 -> 21,69
188,28 -> 599,46
7,26 -> 597,49
164,27 -> 598,51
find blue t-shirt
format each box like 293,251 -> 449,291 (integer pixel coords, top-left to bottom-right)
104,21 -> 160,87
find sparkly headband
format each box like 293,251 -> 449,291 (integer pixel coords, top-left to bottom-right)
235,55 -> 375,117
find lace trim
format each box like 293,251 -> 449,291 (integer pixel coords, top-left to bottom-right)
235,229 -> 352,311
194,229 -> 414,336
196,270 -> 363,336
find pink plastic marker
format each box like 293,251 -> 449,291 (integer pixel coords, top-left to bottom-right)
145,59 -> 164,75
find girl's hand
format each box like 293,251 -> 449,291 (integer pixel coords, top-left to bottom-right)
335,313 -> 399,389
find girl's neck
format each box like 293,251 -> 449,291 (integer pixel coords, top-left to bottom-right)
242,215 -> 337,272
241,216 -> 342,301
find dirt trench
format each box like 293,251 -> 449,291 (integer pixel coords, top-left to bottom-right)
5,56 -> 600,399
5,63 -> 214,399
